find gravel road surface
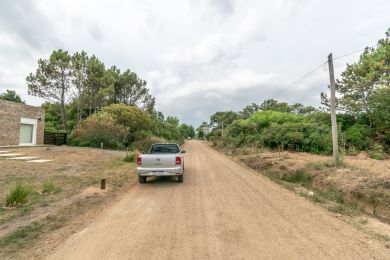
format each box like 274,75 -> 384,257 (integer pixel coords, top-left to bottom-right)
48,140 -> 388,259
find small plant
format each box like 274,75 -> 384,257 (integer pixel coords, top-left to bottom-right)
282,169 -> 312,186
6,183 -> 31,207
42,179 -> 60,194
368,143 -> 387,160
309,194 -> 325,204
123,151 -> 138,163
319,187 -> 345,203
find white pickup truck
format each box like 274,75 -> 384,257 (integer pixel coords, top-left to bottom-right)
136,143 -> 185,183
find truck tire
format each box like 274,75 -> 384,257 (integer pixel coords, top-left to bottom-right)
177,174 -> 183,183
139,176 -> 147,183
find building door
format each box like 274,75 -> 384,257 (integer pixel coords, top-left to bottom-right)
19,123 -> 34,144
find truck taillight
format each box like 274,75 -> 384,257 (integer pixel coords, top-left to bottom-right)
137,157 -> 142,165
175,156 -> 181,165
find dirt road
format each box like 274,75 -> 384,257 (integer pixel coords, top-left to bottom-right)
48,140 -> 389,259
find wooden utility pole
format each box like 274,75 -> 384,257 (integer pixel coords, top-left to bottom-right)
328,53 -> 339,164
221,122 -> 224,138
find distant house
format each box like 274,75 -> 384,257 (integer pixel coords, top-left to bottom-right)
0,99 -> 45,146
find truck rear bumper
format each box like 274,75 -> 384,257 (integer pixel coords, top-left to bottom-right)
137,166 -> 183,176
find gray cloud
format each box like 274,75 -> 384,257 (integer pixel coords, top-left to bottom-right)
0,0 -> 59,52
0,0 -> 389,127
209,0 -> 234,16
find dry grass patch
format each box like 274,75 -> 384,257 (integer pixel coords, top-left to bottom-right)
0,146 -> 137,259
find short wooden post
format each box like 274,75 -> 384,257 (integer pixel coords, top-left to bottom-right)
101,178 -> 106,190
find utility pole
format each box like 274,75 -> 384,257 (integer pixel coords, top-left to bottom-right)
221,122 -> 224,138
328,53 -> 339,164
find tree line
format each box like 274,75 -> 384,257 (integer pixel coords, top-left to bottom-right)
201,29 -> 390,159
26,50 -> 155,132
2,49 -> 195,150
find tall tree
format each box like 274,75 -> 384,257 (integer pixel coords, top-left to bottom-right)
370,86 -> 390,132
71,51 -> 89,121
115,69 -> 155,112
27,49 -> 72,131
166,116 -> 180,126
86,55 -> 106,115
290,103 -> 317,114
239,103 -> 261,119
210,111 -> 240,129
0,89 -> 24,103
260,99 -> 291,112
322,29 -> 389,126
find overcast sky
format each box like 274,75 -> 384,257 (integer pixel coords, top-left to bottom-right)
0,0 -> 389,126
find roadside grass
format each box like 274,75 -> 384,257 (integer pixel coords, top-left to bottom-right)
0,147 -> 136,259
123,151 -> 138,163
243,156 -> 362,218
0,191 -> 104,258
6,183 -> 31,207
0,222 -> 43,247
281,169 -> 312,186
42,179 -> 60,194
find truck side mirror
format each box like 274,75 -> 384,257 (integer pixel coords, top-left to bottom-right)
181,150 -> 186,153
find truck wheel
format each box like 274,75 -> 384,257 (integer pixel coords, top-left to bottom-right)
139,176 -> 147,183
177,174 -> 183,183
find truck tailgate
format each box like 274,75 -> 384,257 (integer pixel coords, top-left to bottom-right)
140,154 -> 177,169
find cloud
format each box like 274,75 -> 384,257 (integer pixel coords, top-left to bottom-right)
1,0 -> 390,127
0,0 -> 59,52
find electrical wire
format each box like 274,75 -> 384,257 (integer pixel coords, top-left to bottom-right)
270,61 -> 327,99
269,43 -> 379,100
332,43 -> 379,61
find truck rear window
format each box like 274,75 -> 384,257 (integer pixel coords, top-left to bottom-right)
150,144 -> 180,154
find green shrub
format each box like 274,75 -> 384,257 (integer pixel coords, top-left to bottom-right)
344,124 -> 372,150
71,112 -> 127,149
6,183 -> 31,207
42,179 -> 60,194
369,143 -> 387,160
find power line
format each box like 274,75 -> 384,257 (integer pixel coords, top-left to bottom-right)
270,61 -> 327,99
332,43 -> 379,61
269,43 -> 379,100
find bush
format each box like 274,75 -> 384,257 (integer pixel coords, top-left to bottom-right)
6,183 -> 31,207
222,111 -> 333,154
71,112 -> 127,149
131,136 -> 166,152
344,124 -> 373,150
369,143 -> 387,160
42,179 -> 60,194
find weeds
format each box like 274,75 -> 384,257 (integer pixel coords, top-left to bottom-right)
0,222 -> 42,246
123,151 -> 138,163
307,159 -> 346,170
369,144 -> 387,160
318,187 -> 345,203
42,179 -> 60,194
6,183 -> 31,207
309,194 -> 326,204
328,203 -> 358,216
282,169 -> 312,186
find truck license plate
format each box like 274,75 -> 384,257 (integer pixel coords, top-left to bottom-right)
152,171 -> 164,175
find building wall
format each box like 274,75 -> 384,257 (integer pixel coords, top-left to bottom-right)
0,99 -> 45,146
